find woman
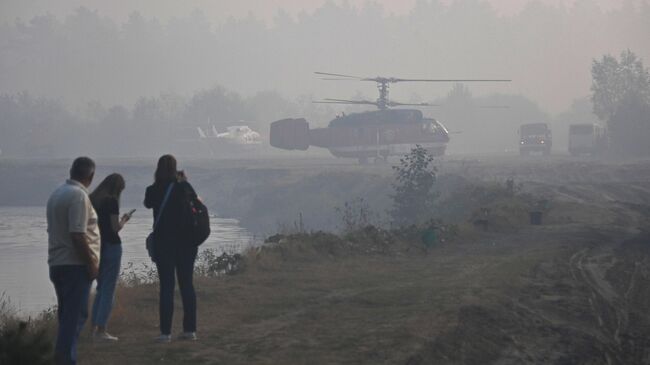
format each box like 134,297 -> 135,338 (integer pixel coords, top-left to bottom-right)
89,173 -> 130,342
144,155 -> 199,343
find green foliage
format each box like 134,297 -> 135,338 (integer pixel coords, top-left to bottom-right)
0,294 -> 55,365
119,261 -> 159,286
194,251 -> 245,276
591,50 -> 650,157
120,248 -> 247,286
591,50 -> 650,121
0,321 -> 53,365
391,145 -> 438,226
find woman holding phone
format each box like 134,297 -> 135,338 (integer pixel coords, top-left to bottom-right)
89,173 -> 132,341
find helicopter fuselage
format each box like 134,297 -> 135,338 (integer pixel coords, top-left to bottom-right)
270,109 -> 450,161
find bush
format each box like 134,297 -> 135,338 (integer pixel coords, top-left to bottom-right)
195,250 -> 245,277
0,294 -> 55,365
391,145 -> 438,226
119,248 -> 247,286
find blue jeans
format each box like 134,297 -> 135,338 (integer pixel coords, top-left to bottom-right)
155,245 -> 198,335
91,243 -> 122,328
49,265 -> 91,365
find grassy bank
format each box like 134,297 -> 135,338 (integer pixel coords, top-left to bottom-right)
4,157 -> 650,363
74,223 -> 650,364
3,221 -> 650,364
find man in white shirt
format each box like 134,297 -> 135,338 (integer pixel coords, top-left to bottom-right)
47,157 -> 100,365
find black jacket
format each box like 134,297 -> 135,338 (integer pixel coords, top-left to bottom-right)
144,180 -> 196,245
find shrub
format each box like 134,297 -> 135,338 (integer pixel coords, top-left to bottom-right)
391,145 -> 438,226
0,294 -> 55,365
194,250 -> 245,277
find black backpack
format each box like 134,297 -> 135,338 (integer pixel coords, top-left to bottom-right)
183,186 -> 211,246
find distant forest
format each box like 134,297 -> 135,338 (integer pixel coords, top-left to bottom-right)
0,1 -> 648,157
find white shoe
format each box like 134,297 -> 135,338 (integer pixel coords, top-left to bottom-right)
154,334 -> 172,343
177,332 -> 197,341
93,331 -> 119,342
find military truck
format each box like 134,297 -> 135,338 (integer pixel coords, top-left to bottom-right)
519,123 -> 552,156
568,123 -> 605,156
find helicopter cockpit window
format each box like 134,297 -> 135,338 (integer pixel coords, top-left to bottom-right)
422,121 -> 438,134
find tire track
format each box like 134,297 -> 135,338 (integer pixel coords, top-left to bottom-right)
569,243 -> 637,362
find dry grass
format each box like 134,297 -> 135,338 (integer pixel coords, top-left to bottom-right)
75,222 -> 650,364
0,293 -> 57,365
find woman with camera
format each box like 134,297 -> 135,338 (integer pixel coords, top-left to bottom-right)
144,154 -> 199,343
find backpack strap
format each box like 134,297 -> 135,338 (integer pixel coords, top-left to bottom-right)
153,183 -> 174,232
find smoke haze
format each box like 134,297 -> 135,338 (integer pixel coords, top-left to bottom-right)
1,0 -> 647,112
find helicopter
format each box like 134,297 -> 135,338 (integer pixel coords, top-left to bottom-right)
270,72 -> 509,163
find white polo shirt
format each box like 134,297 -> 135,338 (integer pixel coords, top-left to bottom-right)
46,179 -> 101,267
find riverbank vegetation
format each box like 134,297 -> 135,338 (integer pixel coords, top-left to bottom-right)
4,148 -> 650,363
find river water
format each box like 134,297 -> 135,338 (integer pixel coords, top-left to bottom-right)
0,206 -> 256,314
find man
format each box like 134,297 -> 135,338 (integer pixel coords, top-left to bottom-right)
47,157 -> 100,365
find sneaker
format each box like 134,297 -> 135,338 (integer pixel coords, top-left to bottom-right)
93,331 -> 119,342
177,332 -> 197,341
154,334 -> 172,343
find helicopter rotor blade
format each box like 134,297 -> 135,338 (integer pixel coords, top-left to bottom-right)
314,99 -> 379,106
387,101 -> 441,107
314,72 -> 364,79
312,101 -> 354,104
391,78 -> 511,83
324,98 -> 377,104
316,72 -> 511,83
318,78 -> 361,81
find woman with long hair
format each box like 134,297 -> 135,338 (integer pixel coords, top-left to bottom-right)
144,154 -> 199,343
89,173 -> 130,341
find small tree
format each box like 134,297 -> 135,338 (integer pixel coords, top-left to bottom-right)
391,145 -> 438,226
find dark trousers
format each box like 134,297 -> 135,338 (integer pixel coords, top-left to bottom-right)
49,265 -> 91,365
155,245 -> 198,335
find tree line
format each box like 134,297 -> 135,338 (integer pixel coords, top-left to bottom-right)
0,1 -> 648,110
592,50 -> 650,157
1,1 -> 649,157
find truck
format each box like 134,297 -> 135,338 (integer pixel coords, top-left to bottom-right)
568,123 -> 604,156
519,123 -> 552,156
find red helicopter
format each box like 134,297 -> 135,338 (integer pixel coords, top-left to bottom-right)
270,72 -> 509,163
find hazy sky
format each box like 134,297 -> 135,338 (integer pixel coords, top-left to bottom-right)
0,0 -> 628,23
0,0 -> 644,114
